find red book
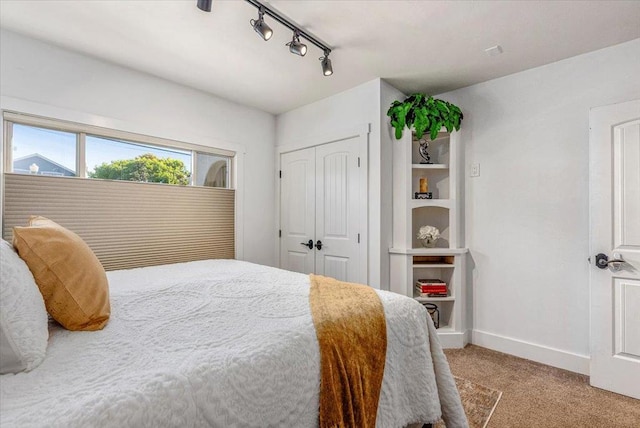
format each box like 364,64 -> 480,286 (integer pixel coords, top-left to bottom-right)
416,285 -> 447,292
416,291 -> 448,297
416,279 -> 446,286
416,282 -> 447,291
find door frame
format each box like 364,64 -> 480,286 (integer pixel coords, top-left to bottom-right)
276,124 -> 370,283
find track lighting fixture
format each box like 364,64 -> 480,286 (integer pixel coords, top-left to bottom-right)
196,0 -> 334,76
320,50 -> 333,76
196,0 -> 212,12
243,0 -> 334,75
286,31 -> 307,57
250,6 -> 273,41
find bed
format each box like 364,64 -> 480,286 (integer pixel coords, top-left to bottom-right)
0,258 -> 467,427
1,176 -> 466,427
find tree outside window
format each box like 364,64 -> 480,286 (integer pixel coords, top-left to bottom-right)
89,153 -> 191,185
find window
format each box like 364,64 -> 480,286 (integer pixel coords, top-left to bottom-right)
3,113 -> 233,188
196,152 -> 229,188
11,124 -> 77,177
86,136 -> 192,185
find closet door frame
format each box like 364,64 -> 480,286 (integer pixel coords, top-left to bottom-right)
276,124 -> 369,284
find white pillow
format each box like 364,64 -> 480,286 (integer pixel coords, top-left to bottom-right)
0,239 -> 49,374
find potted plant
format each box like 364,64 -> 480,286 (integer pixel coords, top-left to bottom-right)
387,93 -> 463,140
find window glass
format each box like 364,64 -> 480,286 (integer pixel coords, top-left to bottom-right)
86,135 -> 192,185
11,124 -> 77,176
5,116 -> 233,189
196,152 -> 230,188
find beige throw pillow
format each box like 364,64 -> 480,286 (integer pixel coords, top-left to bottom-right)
13,216 -> 110,331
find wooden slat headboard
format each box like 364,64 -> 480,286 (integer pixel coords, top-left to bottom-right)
2,173 -> 235,270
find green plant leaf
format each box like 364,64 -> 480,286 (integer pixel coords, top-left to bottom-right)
394,122 -> 404,139
413,106 -> 430,140
430,120 -> 443,140
435,101 -> 450,116
387,102 -> 410,139
386,100 -> 402,117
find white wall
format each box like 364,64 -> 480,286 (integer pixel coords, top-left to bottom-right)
0,29 -> 277,266
379,80 -> 407,290
438,38 -> 640,374
276,79 -> 397,289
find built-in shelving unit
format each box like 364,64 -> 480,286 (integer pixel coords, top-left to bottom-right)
390,129 -> 468,348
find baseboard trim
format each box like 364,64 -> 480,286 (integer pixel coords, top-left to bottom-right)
471,329 -> 590,375
438,331 -> 467,349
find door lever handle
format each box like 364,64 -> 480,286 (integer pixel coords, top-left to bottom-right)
315,240 -> 323,251
300,239 -> 313,250
595,253 -> 624,270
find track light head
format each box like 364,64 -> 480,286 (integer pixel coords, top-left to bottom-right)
320,50 -> 333,76
321,57 -> 333,76
250,6 -> 273,41
286,31 -> 307,57
196,0 -> 212,12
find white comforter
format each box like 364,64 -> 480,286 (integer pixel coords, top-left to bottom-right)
0,260 -> 466,428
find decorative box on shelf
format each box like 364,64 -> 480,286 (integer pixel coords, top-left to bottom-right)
415,192 -> 433,199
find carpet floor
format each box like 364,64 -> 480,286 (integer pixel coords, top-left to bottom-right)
443,345 -> 640,427
434,377 -> 502,428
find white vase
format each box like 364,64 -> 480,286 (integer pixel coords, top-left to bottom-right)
421,238 -> 437,248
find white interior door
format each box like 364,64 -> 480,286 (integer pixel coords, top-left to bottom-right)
589,99 -> 640,399
315,139 -> 366,283
280,147 -> 315,274
279,138 -> 366,283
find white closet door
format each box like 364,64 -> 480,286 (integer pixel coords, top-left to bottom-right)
279,137 -> 366,283
315,139 -> 365,283
280,147 -> 315,274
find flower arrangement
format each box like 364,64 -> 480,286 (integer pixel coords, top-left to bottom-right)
417,225 -> 440,247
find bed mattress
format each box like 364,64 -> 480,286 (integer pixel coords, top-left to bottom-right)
0,260 -> 465,427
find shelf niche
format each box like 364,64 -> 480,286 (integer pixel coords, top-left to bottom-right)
419,300 -> 454,330
413,255 -> 455,265
411,168 -> 449,199
412,206 -> 450,249
412,133 -> 450,166
412,267 -> 454,298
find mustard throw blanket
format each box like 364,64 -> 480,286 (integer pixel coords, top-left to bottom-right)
309,274 -> 387,428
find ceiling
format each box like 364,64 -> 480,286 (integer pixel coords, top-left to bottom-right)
1,0 -> 639,115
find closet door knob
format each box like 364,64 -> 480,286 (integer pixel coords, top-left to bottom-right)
315,240 -> 323,250
300,239 -> 313,249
